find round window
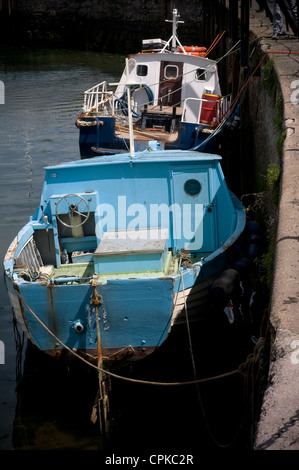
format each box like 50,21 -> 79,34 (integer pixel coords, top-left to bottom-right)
184,179 -> 202,197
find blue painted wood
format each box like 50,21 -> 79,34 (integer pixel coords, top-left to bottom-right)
3,148 -> 247,362
17,277 -> 174,351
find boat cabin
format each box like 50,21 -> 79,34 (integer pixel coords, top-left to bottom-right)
114,51 -> 222,127
10,150 -> 238,283
77,9 -> 232,158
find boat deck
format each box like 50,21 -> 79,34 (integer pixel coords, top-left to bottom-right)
51,262 -> 166,282
48,252 -> 207,283
115,124 -> 179,143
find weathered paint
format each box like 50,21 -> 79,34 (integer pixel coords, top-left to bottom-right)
3,148 -> 246,362
15,277 -> 175,356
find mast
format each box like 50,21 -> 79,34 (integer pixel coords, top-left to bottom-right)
162,8 -> 185,53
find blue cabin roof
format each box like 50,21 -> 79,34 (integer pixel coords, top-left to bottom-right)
44,150 -> 221,169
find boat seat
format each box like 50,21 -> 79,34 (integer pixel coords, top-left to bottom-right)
93,228 -> 169,274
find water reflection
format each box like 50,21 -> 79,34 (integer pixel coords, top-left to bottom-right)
11,298 -> 257,452
13,342 -> 101,450
0,47 -> 124,449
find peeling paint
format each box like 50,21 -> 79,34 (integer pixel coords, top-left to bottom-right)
4,236 -> 18,261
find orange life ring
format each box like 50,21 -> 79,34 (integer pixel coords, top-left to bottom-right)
184,51 -> 207,57
178,46 -> 207,53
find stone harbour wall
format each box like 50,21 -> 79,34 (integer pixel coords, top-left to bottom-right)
0,0 -> 205,52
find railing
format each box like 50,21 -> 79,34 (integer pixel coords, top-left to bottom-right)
18,236 -> 43,273
83,81 -> 114,114
182,94 -> 232,125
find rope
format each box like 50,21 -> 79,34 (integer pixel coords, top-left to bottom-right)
204,31 -> 227,57
204,34 -> 220,57
224,49 -> 299,120
11,278 -> 269,448
188,48 -> 299,151
11,280 -> 243,387
179,260 -> 197,379
76,118 -> 97,127
110,40 -> 242,118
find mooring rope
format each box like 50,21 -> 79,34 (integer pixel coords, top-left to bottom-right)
189,48 -> 299,151
179,259 -> 197,379
12,281 -> 244,387
11,279 -> 270,449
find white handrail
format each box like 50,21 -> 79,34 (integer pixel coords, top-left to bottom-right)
182,94 -> 232,124
83,81 -> 113,113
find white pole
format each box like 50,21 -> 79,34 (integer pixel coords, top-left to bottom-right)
172,9 -> 178,51
126,58 -> 135,159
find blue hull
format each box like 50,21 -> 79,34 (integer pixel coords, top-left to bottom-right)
78,118 -> 218,159
10,277 -> 174,359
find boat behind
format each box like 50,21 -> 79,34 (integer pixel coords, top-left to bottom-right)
77,9 -> 233,159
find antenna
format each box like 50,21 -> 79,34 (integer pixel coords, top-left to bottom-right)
162,9 -> 185,53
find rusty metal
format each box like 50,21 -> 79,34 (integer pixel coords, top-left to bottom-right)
90,285 -> 110,433
46,283 -> 59,350
108,345 -> 135,361
13,283 -> 32,342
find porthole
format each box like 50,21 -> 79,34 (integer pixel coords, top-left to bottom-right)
184,179 -> 202,197
137,64 -> 148,76
165,65 -> 178,79
195,68 -> 207,81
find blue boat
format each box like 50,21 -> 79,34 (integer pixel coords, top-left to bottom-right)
76,9 -> 234,159
4,143 -> 249,368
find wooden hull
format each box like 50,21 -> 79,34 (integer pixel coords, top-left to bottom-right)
3,149 -> 249,368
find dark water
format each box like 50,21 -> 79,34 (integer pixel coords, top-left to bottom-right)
0,47 -> 125,450
0,47 -> 263,456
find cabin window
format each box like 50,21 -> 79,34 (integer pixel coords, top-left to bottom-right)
195,68 -> 207,81
184,179 -> 202,197
164,65 -> 178,79
137,65 -> 148,76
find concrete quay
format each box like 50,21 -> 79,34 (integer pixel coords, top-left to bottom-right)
248,2 -> 299,451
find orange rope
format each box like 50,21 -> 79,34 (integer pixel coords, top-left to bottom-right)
223,50 -> 299,119
204,31 -> 227,57
204,34 -> 220,57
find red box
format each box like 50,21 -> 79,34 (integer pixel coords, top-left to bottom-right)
200,93 -> 222,125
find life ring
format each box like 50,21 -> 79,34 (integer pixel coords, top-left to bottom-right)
178,46 -> 207,53
185,52 -> 207,57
